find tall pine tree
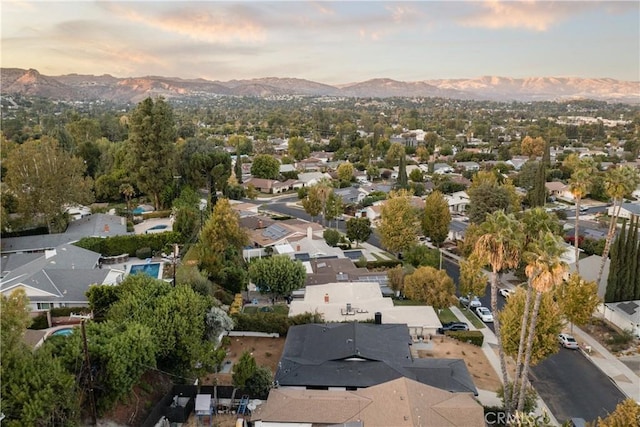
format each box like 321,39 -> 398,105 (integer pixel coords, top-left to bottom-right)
605,219 -> 627,302
624,216 -> 639,300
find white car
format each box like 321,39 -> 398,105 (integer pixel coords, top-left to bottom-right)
558,333 -> 579,350
459,295 -> 482,308
499,288 -> 514,298
475,306 -> 494,322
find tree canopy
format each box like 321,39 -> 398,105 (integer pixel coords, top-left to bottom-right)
248,255 -> 306,299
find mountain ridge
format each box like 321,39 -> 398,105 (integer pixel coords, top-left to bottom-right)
2,68 -> 638,104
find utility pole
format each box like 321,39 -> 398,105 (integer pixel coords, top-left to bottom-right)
81,320 -> 98,425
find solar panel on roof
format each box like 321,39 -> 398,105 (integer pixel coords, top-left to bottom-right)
262,224 -> 288,240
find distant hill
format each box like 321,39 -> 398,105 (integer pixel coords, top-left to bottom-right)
2,68 -> 638,104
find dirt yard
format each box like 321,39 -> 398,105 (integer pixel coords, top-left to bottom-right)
201,336 -> 286,386
419,335 -> 502,392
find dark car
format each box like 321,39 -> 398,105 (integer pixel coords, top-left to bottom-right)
437,322 -> 469,334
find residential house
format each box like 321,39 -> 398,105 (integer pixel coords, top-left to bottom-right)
432,163 -> 454,174
359,204 -> 383,223
545,181 -> 571,200
288,282 -> 442,339
297,172 -> 332,187
598,301 -> 640,338
607,202 -> 640,220
455,161 -> 481,173
506,156 -> 529,171
273,322 -> 477,394
334,187 -> 368,205
251,377 -> 484,427
444,191 -> 470,214
0,243 -> 123,310
243,177 -> 281,194
296,158 -> 326,172
279,164 -> 296,175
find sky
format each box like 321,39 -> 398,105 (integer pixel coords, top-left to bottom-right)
2,1 -> 639,85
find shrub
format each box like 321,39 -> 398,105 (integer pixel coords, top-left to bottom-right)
142,210 -> 172,219
323,229 -> 341,247
135,247 -> 153,259
446,330 -> 484,346
29,313 -> 49,330
74,232 -> 181,257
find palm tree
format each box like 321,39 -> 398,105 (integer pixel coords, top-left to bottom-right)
119,183 -> 135,218
517,232 -> 567,413
565,156 -> 596,275
472,210 -> 524,412
597,166 -> 640,285
510,208 -> 561,407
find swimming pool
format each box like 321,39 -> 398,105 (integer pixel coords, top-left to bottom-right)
145,224 -> 169,234
129,262 -> 163,279
50,328 -> 75,337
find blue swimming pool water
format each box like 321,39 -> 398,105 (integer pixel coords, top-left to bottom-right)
129,262 -> 162,279
51,328 -> 75,337
147,225 -> 168,231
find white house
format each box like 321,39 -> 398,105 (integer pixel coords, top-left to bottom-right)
607,202 -> 640,220
444,191 -> 470,214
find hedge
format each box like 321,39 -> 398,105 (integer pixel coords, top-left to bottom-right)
446,330 -> 484,346
142,210 -> 172,220
231,311 -> 324,335
74,232 -> 182,257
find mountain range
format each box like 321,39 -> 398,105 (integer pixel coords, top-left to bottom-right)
2,68 -> 638,104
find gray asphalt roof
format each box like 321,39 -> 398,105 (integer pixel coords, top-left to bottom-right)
275,323 -> 477,395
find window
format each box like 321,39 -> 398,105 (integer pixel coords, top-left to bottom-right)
37,303 -> 53,310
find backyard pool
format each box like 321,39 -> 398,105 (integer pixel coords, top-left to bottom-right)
145,224 -> 169,234
129,262 -> 163,279
50,328 -> 75,337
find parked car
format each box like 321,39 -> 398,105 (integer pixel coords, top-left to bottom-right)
558,333 -> 579,349
499,288 -> 514,298
437,322 -> 469,334
475,306 -> 494,322
459,295 -> 482,308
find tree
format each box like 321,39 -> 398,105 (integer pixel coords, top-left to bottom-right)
387,265 -> 405,296
594,398 -> 640,427
517,232 -> 567,412
520,136 -> 546,158
403,266 -> 456,310
244,366 -> 273,397
421,190 -> 451,247
233,351 -> 257,390
301,187 -> 323,222
287,136 -> 310,161
1,289 -> 32,353
106,275 -> 213,376
205,306 -> 235,344
336,161 -> 355,182
557,275 -> 600,333
597,165 -> 640,285
128,97 -> 176,210
564,155 -> 596,274
397,152 -> 408,188
323,228 -> 341,247
3,137 -> 94,232
500,288 -> 562,367
2,342 -> 80,426
346,217 -> 372,247
378,189 -> 419,254
251,154 -> 280,180
467,181 -> 512,224
472,210 -> 523,412
323,192 -> 343,228
248,255 -> 306,300
459,257 -> 488,299
409,168 -> 424,183
198,198 -> 248,274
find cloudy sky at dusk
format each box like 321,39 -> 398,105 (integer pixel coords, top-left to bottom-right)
2,1 -> 638,84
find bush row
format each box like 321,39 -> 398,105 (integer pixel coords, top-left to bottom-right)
142,210 -> 172,220
74,232 -> 182,257
446,330 -> 484,346
232,311 -> 324,336
355,259 -> 403,269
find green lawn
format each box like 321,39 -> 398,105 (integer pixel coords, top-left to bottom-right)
392,298 -> 425,306
436,307 -> 459,324
457,305 -> 486,329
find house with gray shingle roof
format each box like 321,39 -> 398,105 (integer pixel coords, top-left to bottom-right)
0,243 -> 123,310
274,323 -> 477,395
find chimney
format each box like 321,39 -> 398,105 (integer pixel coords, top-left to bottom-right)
307,226 -> 313,239
257,220 -> 263,229
296,245 -> 301,252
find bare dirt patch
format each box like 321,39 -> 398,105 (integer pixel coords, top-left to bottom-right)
201,336 -> 286,386
417,336 -> 502,393
581,318 -> 640,356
